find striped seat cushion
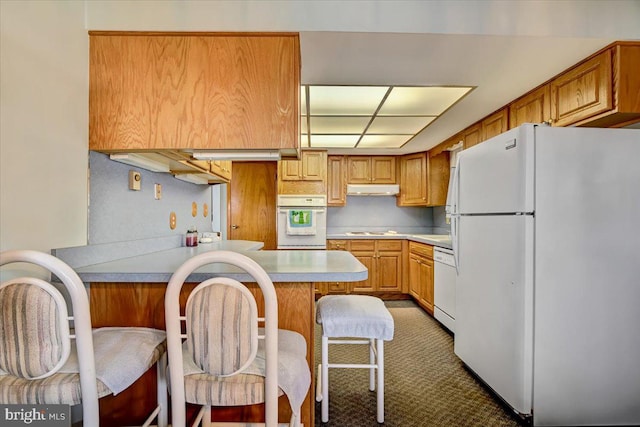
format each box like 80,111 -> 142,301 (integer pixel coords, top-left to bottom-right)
183,372 -> 284,406
0,373 -> 111,405
0,281 -> 69,379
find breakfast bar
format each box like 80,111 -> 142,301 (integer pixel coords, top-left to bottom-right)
54,240 -> 367,426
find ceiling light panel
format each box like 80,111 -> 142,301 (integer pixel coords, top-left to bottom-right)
377,86 -> 472,116
309,85 -> 389,116
358,135 -> 412,148
367,116 -> 436,134
310,116 -> 371,134
310,134 -> 359,148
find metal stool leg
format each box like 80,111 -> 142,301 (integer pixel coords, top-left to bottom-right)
377,339 -> 384,423
321,335 -> 330,423
369,338 -> 376,391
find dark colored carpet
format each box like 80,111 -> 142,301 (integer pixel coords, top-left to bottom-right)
314,300 -> 523,426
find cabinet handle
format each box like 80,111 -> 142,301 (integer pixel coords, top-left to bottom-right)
231,225 -> 239,229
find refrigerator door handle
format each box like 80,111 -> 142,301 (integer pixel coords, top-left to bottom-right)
451,157 -> 461,274
452,215 -> 459,274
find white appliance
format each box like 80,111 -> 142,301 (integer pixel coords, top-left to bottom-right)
433,247 -> 456,333
277,195 -> 327,249
451,124 -> 640,426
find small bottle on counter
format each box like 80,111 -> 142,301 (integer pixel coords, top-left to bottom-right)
185,227 -> 198,247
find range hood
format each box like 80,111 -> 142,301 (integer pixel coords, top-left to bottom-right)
346,184 -> 400,196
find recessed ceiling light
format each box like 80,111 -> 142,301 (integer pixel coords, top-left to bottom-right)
367,116 -> 436,134
309,86 -> 389,116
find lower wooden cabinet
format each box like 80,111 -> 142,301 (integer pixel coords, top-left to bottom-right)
317,239 -> 403,297
408,242 -> 434,314
350,240 -> 403,293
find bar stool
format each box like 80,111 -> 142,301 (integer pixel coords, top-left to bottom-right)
315,295 -> 394,423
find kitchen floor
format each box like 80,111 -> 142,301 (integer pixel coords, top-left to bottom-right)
314,300 -> 524,426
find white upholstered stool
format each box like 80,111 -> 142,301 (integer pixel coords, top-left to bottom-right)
315,295 -> 394,423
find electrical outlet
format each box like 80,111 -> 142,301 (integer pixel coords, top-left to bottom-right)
128,170 -> 141,191
154,183 -> 162,200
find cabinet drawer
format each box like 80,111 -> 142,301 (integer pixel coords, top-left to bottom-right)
409,241 -> 433,259
349,240 -> 376,251
327,282 -> 348,293
327,240 -> 348,250
377,240 -> 403,251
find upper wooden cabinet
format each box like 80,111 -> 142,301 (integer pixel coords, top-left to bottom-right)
427,151 -> 450,206
461,124 -> 482,150
510,84 -> 552,128
327,156 -> 346,207
482,108 -> 509,141
397,153 -> 427,206
550,50 -> 612,127
277,150 -> 327,195
552,44 -> 640,127
347,156 -> 396,184
89,32 -> 300,153
210,160 -> 232,181
280,150 -> 326,181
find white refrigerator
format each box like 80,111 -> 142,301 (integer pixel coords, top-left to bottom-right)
451,124 -> 640,426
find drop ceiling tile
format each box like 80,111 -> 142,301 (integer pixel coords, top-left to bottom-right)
310,134 -> 359,148
309,85 -> 389,116
378,86 -> 472,116
310,116 -> 371,134
367,116 -> 436,134
358,134 -> 412,148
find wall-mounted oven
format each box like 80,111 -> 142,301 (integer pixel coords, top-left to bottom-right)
277,195 -> 327,249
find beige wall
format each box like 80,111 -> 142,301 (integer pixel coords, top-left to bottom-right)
0,1 -> 88,255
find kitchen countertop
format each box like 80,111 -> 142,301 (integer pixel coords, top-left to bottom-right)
327,232 -> 452,249
72,243 -> 368,284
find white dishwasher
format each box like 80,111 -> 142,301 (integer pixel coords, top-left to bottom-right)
434,247 -> 456,333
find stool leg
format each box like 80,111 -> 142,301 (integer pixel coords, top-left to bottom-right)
377,339 -> 384,423
321,335 -> 330,423
369,338 -> 375,391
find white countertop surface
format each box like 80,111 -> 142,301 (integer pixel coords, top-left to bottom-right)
74,242 -> 368,284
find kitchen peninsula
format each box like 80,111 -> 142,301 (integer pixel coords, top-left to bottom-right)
53,240 -> 367,426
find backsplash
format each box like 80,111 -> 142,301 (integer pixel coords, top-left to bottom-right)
88,151 -> 214,244
327,196 -> 434,234
431,206 -> 451,235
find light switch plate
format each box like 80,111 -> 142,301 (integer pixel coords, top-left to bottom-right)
129,170 -> 141,191
154,183 -> 162,200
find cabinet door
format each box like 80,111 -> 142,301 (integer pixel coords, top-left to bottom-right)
377,250 -> 402,292
509,84 -> 551,128
482,108 -> 509,141
205,35 -> 299,151
351,252 -> 376,292
418,258 -> 434,314
408,254 -> 422,300
301,151 -> 326,181
279,159 -> 302,181
211,160 -> 232,180
90,35 -> 209,151
427,151 -> 450,207
371,157 -> 396,184
327,156 -> 346,206
347,157 -> 372,183
462,124 -> 482,150
551,50 -> 612,127
398,153 -> 427,206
